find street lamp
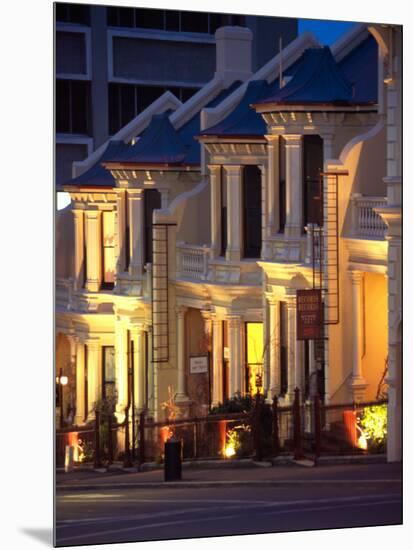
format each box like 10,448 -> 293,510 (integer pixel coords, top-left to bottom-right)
57,369 -> 69,429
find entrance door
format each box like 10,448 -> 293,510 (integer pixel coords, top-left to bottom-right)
245,322 -> 264,395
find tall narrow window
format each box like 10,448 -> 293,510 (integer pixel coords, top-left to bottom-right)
82,211 -> 87,287
280,302 -> 288,396
84,345 -> 88,421
222,321 -> 229,401
303,135 -> 323,227
102,346 -> 116,401
144,189 -> 162,264
245,322 -> 264,395
243,165 -> 262,258
125,192 -> 130,271
101,211 -> 115,290
279,137 -> 287,233
220,167 -> 227,257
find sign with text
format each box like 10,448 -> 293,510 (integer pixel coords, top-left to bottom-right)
296,289 -> 323,340
189,354 -> 209,374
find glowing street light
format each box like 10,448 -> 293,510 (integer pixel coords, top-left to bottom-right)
57,369 -> 69,429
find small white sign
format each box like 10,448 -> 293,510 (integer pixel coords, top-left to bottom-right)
190,355 -> 209,374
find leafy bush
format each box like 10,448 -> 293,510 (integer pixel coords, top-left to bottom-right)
358,404 -> 387,452
210,392 -> 254,414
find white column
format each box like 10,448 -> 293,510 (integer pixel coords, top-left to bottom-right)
128,189 -> 144,277
73,210 -> 85,290
160,188 -> 169,209
132,326 -> 146,411
115,320 -> 129,422
284,135 -> 303,238
268,296 -> 281,399
224,165 -> 243,262
211,316 -> 223,406
75,341 -> 85,425
286,296 -> 297,401
349,270 -> 367,401
209,165 -> 221,259
228,315 -> 242,396
175,305 -> 189,403
266,136 -> 279,235
85,210 -> 102,292
86,341 -> 100,421
116,189 -> 126,274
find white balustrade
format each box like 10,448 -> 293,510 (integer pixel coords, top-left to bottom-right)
176,242 -> 209,280
352,195 -> 387,238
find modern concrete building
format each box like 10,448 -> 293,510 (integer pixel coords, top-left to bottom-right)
55,2 -> 297,186
56,22 -> 402,462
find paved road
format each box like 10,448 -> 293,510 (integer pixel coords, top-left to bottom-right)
56,464 -> 402,546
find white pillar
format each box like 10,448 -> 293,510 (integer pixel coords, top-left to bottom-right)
284,135 -> 303,238
228,315 -> 242,396
85,210 -> 102,292
132,326 -> 146,411
286,296 -> 297,401
268,296 -> 281,399
160,188 -> 169,209
266,136 -> 279,235
128,189 -> 144,277
224,165 -> 243,262
175,305 -> 189,403
209,165 -> 221,259
348,271 -> 367,401
75,340 -> 85,425
73,210 -> 85,290
115,321 -> 129,422
211,316 -> 223,406
86,341 -> 100,421
116,190 -> 126,274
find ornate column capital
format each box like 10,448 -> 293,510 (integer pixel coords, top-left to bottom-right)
283,134 -> 303,147
208,164 -> 222,176
227,314 -> 242,329
223,164 -> 243,178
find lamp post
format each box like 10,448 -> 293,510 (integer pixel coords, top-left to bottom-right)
57,369 -> 69,429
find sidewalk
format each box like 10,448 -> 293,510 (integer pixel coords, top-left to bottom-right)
56,460 -> 402,492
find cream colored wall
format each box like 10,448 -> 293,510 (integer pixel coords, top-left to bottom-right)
56,205 -> 74,279
361,272 -> 388,400
176,182 -> 211,245
327,124 -> 386,404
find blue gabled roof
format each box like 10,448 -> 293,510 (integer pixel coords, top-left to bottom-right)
64,140 -> 129,187
256,47 -> 358,106
105,81 -> 242,167
200,80 -> 270,137
338,35 -> 378,104
106,112 -> 189,165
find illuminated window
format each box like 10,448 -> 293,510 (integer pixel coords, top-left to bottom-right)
245,322 -> 264,395
101,211 -> 115,290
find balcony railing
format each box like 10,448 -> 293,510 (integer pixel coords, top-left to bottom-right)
176,242 -> 210,280
351,195 -> 387,238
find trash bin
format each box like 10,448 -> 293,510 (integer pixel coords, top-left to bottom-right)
164,438 -> 182,481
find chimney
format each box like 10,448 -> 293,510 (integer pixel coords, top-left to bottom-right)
215,26 -> 253,87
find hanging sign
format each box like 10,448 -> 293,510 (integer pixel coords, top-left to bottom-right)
189,354 -> 209,374
296,289 -> 323,340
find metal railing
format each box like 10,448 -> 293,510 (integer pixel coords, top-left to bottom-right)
176,242 -> 210,280
351,195 -> 387,238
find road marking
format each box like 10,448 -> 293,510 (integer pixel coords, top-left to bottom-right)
56,495 -> 402,542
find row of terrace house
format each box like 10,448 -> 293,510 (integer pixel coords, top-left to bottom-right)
56,24 -> 402,461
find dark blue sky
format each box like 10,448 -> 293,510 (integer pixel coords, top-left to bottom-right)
298,19 -> 357,45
